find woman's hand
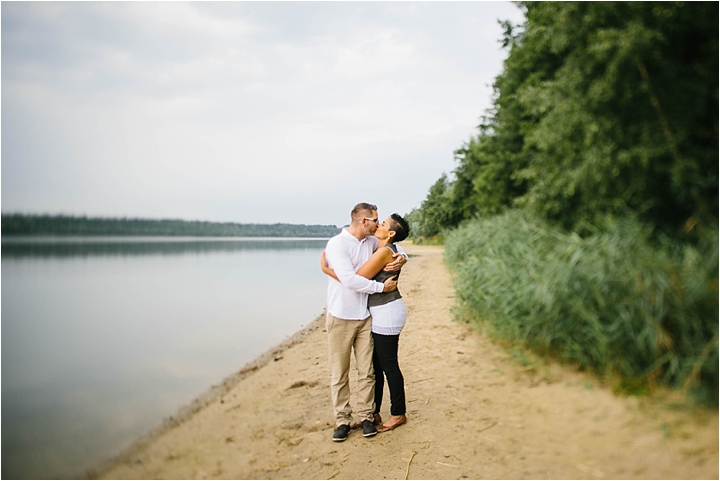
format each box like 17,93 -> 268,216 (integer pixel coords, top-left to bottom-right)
320,251 -> 329,270
320,251 -> 340,282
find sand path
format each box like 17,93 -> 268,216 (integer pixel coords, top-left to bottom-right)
95,244 -> 718,479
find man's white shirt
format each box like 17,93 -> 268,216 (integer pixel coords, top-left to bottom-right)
325,229 -> 407,320
325,229 -> 382,319
324,229 -> 408,320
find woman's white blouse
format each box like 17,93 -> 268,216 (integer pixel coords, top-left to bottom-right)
369,298 -> 406,335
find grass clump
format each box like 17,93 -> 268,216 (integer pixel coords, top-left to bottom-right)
410,234 -> 445,246
445,211 -> 718,406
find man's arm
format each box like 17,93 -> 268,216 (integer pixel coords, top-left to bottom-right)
383,244 -> 408,272
324,242 -> 383,294
322,249 -> 399,293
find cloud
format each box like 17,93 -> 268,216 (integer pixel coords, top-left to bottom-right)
2,1 -> 525,224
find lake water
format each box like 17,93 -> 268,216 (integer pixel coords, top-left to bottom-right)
1,237 -> 330,479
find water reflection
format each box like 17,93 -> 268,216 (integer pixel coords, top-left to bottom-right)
2,236 -> 328,258
2,237 -> 329,479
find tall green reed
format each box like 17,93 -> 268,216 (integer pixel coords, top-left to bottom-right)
445,211 -> 718,405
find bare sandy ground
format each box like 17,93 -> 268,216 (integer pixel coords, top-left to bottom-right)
93,244 -> 718,480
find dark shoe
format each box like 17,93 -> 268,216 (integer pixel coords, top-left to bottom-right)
361,419 -> 377,437
373,413 -> 382,425
332,424 -> 351,442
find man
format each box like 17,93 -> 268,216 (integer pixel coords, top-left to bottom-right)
323,202 -> 406,442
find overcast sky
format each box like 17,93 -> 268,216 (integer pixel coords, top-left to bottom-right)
2,1 -> 524,226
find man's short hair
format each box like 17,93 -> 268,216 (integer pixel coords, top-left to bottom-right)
351,203 -> 378,222
388,213 -> 410,243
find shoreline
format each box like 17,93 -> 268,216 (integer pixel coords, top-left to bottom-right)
88,311 -> 328,478
93,243 -> 718,480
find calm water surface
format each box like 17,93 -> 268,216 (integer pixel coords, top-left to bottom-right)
2,237 -> 329,479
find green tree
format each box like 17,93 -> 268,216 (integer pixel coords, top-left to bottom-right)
511,2 -> 718,236
414,174 -> 456,237
416,2 -> 718,239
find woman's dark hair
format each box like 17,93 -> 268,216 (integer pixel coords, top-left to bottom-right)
389,213 -> 410,243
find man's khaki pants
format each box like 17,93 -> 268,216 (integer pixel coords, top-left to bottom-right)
326,313 -> 375,427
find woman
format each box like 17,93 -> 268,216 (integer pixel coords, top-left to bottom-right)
321,213 -> 410,432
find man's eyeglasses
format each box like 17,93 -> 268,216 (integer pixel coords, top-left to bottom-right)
364,217 -> 379,224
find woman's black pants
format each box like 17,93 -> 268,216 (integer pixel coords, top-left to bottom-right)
372,332 -> 406,416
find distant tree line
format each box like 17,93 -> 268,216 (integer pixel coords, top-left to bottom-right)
1,214 -> 341,238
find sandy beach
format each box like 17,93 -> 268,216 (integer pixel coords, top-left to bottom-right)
92,243 -> 718,480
